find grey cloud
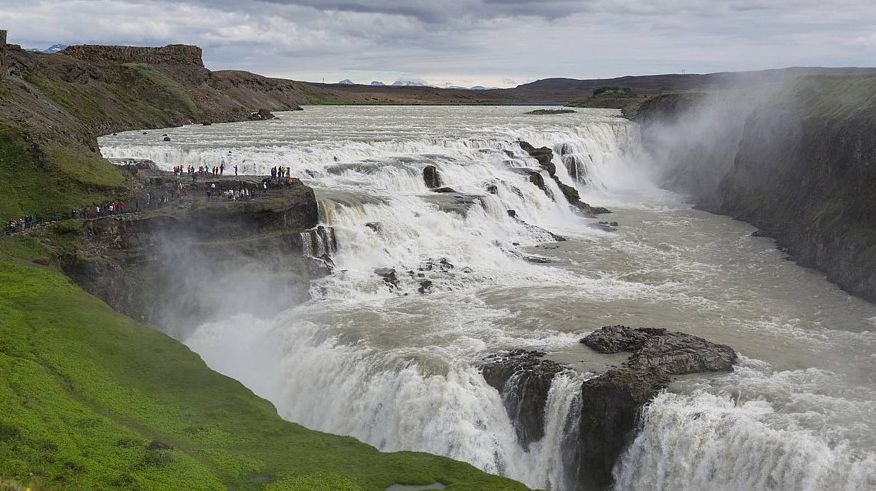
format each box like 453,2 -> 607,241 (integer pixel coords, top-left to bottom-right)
1,0 -> 874,87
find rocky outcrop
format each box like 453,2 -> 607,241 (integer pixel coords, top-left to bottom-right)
567,367 -> 670,490
63,177 -> 322,336
61,44 -> 205,67
518,141 -> 602,216
480,350 -> 568,448
569,326 -> 736,490
480,326 -> 736,490
248,108 -> 276,121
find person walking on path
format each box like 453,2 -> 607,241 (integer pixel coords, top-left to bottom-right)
234,164 -> 238,176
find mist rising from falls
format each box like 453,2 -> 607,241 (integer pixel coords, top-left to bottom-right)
99,107 -> 876,490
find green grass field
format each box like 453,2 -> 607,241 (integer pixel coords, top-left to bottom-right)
0,235 -> 527,490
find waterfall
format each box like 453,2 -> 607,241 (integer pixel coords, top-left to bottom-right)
99,107 -> 876,491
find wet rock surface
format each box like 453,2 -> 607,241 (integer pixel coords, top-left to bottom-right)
248,108 -> 275,120
581,325 -> 738,374
517,140 -> 606,217
423,165 -> 441,189
568,325 -> 737,489
480,326 -> 737,490
480,350 -> 568,448
62,178 -> 320,335
374,268 -> 399,289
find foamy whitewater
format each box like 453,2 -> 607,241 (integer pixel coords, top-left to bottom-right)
100,106 -> 876,490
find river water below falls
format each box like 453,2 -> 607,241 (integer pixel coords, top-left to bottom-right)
100,106 -> 876,490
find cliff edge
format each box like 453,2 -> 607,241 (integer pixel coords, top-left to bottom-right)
635,76 -> 876,303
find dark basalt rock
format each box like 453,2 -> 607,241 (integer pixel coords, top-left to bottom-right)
526,109 -> 576,115
480,350 -> 567,448
374,268 -> 399,289
519,141 -> 557,177
528,171 -> 548,194
64,178 -> 320,336
248,108 -> 275,121
432,186 -> 457,193
566,368 -> 670,491
581,325 -> 737,374
581,325 -> 663,353
518,140 -> 604,217
423,165 -> 441,189
365,222 -> 382,234
417,280 -> 433,294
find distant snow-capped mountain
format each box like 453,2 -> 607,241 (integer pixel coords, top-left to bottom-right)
27,43 -> 67,54
391,79 -> 431,87
370,81 -> 386,86
338,79 -> 355,85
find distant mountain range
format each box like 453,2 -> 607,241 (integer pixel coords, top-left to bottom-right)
335,79 -> 496,90
316,66 -> 876,105
28,43 -> 67,54
391,79 -> 430,87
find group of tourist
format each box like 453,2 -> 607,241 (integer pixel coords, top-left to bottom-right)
3,163 -> 299,236
173,164 -> 243,178
4,215 -> 36,235
271,166 -> 292,180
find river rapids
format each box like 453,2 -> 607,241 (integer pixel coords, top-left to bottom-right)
99,106 -> 876,491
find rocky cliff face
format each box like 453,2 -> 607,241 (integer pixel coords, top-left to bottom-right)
63,180 -> 325,337
635,77 -> 876,303
715,97 -> 876,302
61,44 -> 205,67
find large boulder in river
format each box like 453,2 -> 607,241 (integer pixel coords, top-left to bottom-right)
480,350 -> 567,448
581,325 -> 737,374
423,165 -> 441,189
248,108 -> 275,121
480,326 -> 738,491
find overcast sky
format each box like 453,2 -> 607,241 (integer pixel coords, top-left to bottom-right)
2,0 -> 875,87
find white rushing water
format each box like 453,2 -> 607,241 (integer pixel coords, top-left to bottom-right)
100,106 -> 876,490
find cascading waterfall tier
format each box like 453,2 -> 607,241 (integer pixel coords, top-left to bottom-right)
99,106 -> 876,491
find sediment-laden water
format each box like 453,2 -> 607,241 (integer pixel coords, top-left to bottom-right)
100,106 -> 876,490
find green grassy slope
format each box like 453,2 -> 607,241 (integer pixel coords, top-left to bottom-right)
0,124 -> 128,221
0,235 -> 527,490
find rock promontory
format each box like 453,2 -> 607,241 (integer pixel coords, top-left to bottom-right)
62,170 -> 326,336
518,141 -> 605,216
480,326 -> 737,490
